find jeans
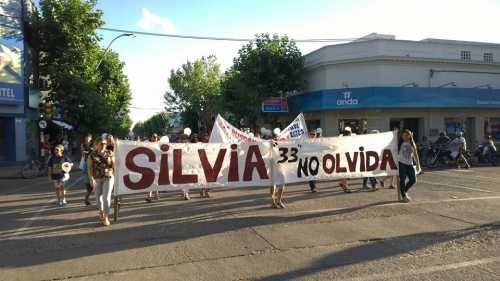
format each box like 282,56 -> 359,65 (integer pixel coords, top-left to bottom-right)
399,162 -> 416,197
362,177 -> 377,187
308,181 -> 316,191
95,176 -> 114,215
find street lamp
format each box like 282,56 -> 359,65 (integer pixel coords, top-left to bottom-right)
96,33 -> 136,70
437,82 -> 457,88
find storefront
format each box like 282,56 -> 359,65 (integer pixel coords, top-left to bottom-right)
289,87 -> 500,143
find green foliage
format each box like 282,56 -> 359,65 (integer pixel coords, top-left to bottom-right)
27,0 -> 132,137
132,112 -> 171,138
222,33 -> 305,126
164,56 -> 222,132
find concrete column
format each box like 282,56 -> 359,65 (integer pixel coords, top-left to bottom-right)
14,117 -> 27,161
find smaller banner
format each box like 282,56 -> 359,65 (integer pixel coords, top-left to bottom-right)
116,140 -> 273,195
209,114 -> 261,143
273,131 -> 399,185
276,113 -> 309,141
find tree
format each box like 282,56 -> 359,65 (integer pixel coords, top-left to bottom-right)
164,56 -> 222,132
26,0 -> 132,137
132,112 -> 171,138
222,33 -> 305,126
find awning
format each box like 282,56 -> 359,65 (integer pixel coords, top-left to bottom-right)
52,120 -> 73,130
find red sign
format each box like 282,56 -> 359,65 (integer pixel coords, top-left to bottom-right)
262,97 -> 288,112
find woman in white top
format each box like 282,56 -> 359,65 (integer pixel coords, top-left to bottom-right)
398,129 -> 421,203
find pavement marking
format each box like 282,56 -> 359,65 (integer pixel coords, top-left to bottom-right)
426,170 -> 500,182
7,176 -> 83,240
342,256 -> 500,281
419,180 -> 495,193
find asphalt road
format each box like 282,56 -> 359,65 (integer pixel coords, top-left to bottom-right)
0,167 -> 499,281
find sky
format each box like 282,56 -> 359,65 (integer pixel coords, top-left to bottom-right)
95,0 -> 500,124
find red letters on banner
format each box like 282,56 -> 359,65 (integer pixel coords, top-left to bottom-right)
123,144 -> 269,190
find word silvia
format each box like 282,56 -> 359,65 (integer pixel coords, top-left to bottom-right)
124,144 -> 269,190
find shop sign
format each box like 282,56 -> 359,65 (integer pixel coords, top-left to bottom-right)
262,97 -> 289,112
337,91 -> 359,106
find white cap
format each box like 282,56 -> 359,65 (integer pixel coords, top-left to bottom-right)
316,128 -> 323,135
273,128 -> 281,135
344,126 -> 352,133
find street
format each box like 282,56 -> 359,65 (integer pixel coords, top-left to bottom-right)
0,167 -> 500,281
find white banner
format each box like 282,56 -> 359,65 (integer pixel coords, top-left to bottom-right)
209,114 -> 260,143
272,131 -> 399,185
116,140 -> 273,195
276,113 -> 309,141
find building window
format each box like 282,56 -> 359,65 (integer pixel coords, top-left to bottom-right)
484,53 -> 494,63
460,51 -> 471,61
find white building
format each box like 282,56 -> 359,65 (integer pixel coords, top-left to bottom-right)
289,33 -> 500,143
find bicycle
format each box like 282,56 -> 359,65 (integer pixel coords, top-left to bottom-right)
21,149 -> 48,179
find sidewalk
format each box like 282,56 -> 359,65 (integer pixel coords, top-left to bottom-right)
0,163 -> 22,179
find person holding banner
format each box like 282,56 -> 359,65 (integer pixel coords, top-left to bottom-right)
339,127 -> 352,193
398,129 -> 421,203
308,129 -> 321,193
146,133 -> 161,203
180,134 -> 191,200
88,137 -> 115,226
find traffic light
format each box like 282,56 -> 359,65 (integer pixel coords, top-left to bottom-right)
40,102 -> 54,120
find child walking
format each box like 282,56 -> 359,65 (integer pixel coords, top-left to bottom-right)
48,144 -> 73,206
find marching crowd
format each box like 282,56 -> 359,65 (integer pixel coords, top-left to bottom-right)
44,127 -> 497,227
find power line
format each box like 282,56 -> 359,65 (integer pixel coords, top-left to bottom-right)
98,27 -> 358,43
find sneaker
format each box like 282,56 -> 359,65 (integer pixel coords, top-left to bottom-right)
183,193 -> 190,200
277,201 -> 286,208
62,198 -> 68,205
405,194 -> 412,201
84,199 -> 91,206
401,197 -> 410,203
58,199 -> 64,207
102,217 -> 110,226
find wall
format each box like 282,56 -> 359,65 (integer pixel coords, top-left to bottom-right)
305,61 -> 500,92
306,39 -> 500,68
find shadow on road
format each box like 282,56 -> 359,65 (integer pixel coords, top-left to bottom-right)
254,222 -> 500,281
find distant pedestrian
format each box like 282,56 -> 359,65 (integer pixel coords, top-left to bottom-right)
88,137 -> 115,226
47,144 -> 73,207
398,129 -> 421,203
80,134 -> 93,205
450,132 -> 470,169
